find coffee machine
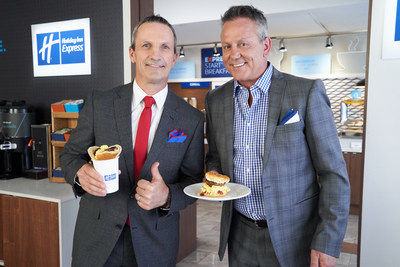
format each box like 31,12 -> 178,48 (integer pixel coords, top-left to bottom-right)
0,100 -> 35,179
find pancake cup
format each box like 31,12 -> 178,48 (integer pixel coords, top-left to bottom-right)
92,157 -> 119,194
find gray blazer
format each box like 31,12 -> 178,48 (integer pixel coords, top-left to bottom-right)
205,67 -> 350,267
60,82 -> 204,266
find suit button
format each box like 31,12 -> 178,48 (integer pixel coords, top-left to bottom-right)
130,193 -> 135,199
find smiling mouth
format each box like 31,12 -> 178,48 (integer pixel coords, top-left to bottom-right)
145,60 -> 165,69
147,64 -> 164,68
231,62 -> 245,68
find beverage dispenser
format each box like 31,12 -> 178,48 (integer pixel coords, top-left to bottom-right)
0,100 -> 35,179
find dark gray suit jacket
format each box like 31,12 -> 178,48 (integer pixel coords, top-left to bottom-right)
60,82 -> 204,266
205,67 -> 350,267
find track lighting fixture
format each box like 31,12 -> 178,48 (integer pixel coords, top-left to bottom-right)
279,39 -> 287,52
213,43 -> 220,56
325,36 -> 333,49
179,46 -> 185,58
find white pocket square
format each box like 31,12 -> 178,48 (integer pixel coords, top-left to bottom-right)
279,109 -> 300,125
284,111 -> 300,124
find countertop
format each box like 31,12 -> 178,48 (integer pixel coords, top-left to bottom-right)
0,178 -> 76,203
339,136 -> 363,153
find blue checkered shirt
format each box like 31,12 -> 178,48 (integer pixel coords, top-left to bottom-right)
233,64 -> 273,220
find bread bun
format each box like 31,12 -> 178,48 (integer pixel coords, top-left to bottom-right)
88,145 -> 122,161
205,172 -> 230,184
199,172 -> 231,197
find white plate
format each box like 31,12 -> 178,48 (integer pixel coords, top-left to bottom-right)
184,183 -> 251,201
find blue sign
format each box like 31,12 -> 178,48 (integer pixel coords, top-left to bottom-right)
37,29 -> 85,66
181,82 -> 211,88
169,61 -> 195,79
31,18 -> 91,77
291,54 -> 331,76
60,29 -> 85,64
201,48 -> 231,78
37,32 -> 61,65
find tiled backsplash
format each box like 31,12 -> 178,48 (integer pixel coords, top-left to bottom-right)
322,77 -> 365,133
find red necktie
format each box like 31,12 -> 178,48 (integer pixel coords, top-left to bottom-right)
127,96 -> 155,226
134,96 -> 155,180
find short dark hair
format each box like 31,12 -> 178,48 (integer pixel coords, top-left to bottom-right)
131,15 -> 177,53
221,5 -> 268,42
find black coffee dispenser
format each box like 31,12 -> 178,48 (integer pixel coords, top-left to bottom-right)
0,100 -> 35,179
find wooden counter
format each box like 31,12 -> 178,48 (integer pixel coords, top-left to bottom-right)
0,178 -> 79,267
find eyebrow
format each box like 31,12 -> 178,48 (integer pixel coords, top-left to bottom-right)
140,40 -> 172,45
222,38 -> 252,44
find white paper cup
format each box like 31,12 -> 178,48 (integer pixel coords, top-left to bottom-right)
92,157 -> 119,194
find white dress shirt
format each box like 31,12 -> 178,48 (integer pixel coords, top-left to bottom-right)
131,80 -> 168,153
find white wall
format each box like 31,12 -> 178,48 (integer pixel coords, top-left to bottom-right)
278,34 -> 367,74
360,0 -> 400,266
122,0 -> 131,83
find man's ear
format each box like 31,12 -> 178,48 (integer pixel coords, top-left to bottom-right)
263,37 -> 272,58
129,46 -> 136,64
172,52 -> 178,65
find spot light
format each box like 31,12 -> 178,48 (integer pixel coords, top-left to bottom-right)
325,36 -> 333,49
213,43 -> 220,56
279,39 -> 287,52
179,46 -> 185,58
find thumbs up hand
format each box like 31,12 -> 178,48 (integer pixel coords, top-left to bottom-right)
136,162 -> 170,210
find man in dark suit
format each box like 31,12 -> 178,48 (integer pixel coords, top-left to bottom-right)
60,15 -> 204,267
205,5 -> 350,267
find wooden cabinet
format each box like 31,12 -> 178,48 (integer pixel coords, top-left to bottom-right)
177,202 -> 197,262
50,111 -> 79,183
168,82 -> 211,111
343,152 -> 363,214
0,178 -> 79,267
1,195 -> 59,267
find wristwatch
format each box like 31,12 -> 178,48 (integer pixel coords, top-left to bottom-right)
74,174 -> 81,187
160,189 -> 171,210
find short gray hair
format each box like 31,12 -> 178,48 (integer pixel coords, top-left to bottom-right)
221,5 -> 268,42
131,15 -> 177,54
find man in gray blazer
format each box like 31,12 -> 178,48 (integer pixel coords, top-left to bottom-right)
60,15 -> 204,266
205,6 -> 350,267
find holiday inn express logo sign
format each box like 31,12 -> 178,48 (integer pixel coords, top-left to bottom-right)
37,30 -> 85,65
31,18 -> 91,77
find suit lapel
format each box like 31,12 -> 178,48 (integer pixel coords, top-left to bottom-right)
114,83 -> 134,185
223,81 -> 235,178
263,68 -> 286,166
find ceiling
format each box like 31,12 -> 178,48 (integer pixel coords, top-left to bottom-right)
165,2 -> 370,46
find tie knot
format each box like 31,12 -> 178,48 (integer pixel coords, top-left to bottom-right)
143,96 -> 155,108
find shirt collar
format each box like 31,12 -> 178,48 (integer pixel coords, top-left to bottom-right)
132,80 -> 168,110
234,62 -> 273,97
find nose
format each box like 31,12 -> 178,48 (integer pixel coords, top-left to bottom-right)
229,46 -> 241,60
149,46 -> 161,59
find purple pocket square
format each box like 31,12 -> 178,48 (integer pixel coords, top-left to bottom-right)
167,129 -> 187,143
